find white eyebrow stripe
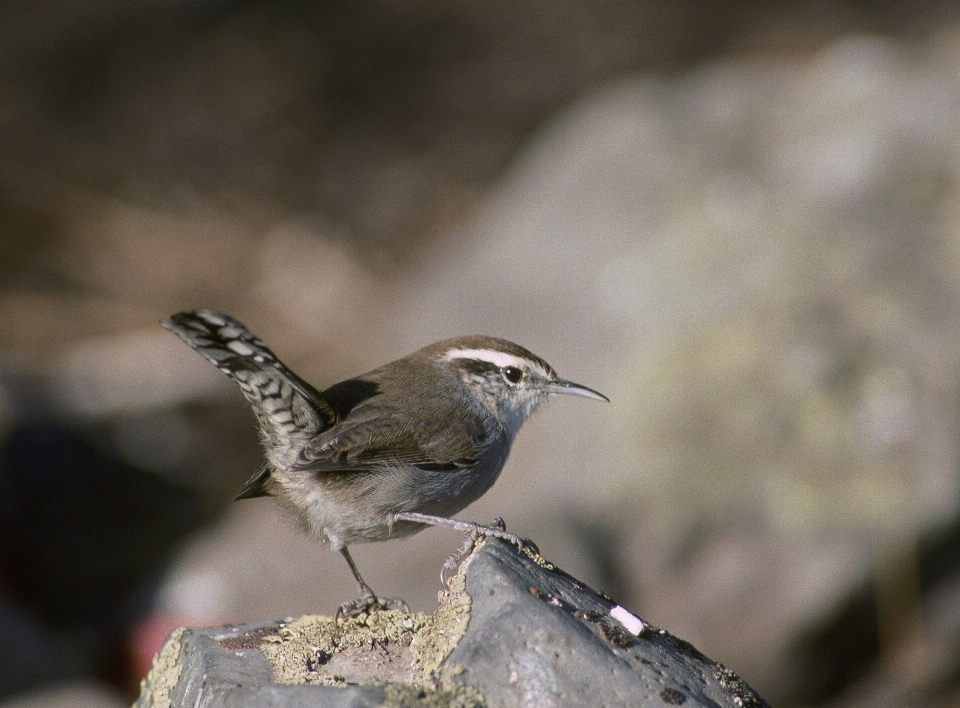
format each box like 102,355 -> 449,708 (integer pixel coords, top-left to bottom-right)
444,348 -> 528,369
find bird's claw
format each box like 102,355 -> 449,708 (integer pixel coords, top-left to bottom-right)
336,594 -> 409,622
440,518 -> 540,587
441,533 -> 477,587
481,516 -> 540,556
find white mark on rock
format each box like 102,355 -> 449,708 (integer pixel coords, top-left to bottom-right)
610,605 -> 646,636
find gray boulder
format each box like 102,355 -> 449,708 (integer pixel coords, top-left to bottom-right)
136,538 -> 768,707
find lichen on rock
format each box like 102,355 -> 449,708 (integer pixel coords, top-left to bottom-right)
137,627 -> 186,708
258,556 -> 474,693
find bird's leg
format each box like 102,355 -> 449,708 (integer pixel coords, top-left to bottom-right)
335,546 -> 409,620
394,512 -> 540,587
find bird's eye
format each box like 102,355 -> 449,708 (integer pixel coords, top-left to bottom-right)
503,366 -> 523,383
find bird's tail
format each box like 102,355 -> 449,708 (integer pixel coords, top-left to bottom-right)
162,309 -> 337,451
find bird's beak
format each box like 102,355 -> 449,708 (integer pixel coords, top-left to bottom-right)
546,378 -> 610,402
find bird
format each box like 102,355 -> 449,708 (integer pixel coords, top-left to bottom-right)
162,309 -> 608,616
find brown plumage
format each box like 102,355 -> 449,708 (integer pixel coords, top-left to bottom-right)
162,309 -> 607,616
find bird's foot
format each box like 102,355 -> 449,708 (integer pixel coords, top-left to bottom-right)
336,593 -> 409,622
478,516 -> 540,556
440,517 -> 540,587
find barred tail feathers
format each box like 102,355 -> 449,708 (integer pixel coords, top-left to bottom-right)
161,309 -> 338,446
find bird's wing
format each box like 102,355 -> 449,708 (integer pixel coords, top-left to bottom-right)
293,405 -> 490,474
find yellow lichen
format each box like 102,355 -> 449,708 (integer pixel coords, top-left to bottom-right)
137,627 -> 186,708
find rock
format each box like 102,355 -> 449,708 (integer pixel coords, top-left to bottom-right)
136,538 -> 768,707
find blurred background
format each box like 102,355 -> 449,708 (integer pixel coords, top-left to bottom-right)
2,1 -> 960,706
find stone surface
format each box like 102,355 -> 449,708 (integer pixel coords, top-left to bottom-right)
136,539 -> 768,707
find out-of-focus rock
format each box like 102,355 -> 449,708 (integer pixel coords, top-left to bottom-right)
56,328 -> 230,416
386,30 -> 960,701
0,425 -> 207,700
0,681 -> 128,708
